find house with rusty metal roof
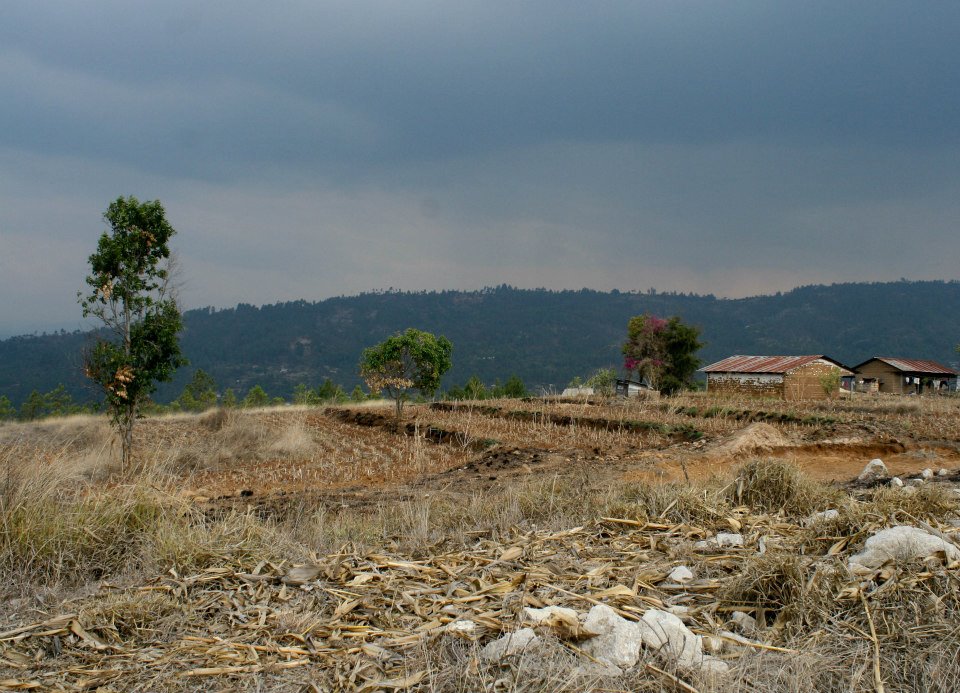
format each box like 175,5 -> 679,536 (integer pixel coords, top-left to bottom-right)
851,357 -> 957,395
700,355 -> 853,400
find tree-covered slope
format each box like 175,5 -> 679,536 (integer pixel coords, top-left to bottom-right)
1,281 -> 958,405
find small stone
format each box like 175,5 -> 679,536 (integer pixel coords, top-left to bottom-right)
281,564 -> 323,586
730,611 -> 758,635
804,509 -> 839,526
907,477 -> 925,487
700,656 -> 731,676
639,609 -> 703,669
521,605 -> 584,638
715,532 -> 744,547
579,604 -> 642,669
695,533 -> 744,550
667,566 -> 695,584
938,468 -> 950,477
858,459 -> 888,482
921,468 -> 935,480
848,525 -> 960,572
480,628 -> 539,660
445,619 -> 479,639
889,477 -> 904,488
702,635 -> 725,654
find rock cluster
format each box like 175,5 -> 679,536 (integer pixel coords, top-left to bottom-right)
480,602 -> 729,677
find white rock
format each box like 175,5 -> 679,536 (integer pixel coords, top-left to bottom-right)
848,525 -> 960,572
730,610 -> 758,635
445,619 -> 479,638
638,610 -> 729,675
579,604 -> 643,669
938,468 -> 950,477
804,509 -> 839,526
667,605 -> 692,622
694,533 -> 744,550
521,605 -> 584,638
889,477 -> 904,488
716,532 -> 744,547
921,468 -> 935,480
702,635 -> 725,654
522,605 -> 579,625
480,628 -> 539,660
907,477 -> 925,487
667,566 -> 695,583
638,609 -> 703,669
858,459 -> 888,482
700,657 -> 731,676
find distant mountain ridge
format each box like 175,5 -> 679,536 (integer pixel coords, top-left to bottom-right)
1,280 -> 958,405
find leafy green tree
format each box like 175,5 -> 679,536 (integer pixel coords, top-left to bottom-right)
500,375 -> 528,399
0,395 -> 14,421
623,314 -> 702,394
44,384 -> 76,417
359,328 -> 452,417
350,385 -> 368,402
463,375 -> 487,401
659,317 -> 704,394
178,369 -> 218,411
586,368 -> 617,397
19,390 -> 46,421
242,385 -> 269,408
316,378 -> 346,403
78,196 -> 186,468
222,388 -> 238,408
293,383 -> 321,406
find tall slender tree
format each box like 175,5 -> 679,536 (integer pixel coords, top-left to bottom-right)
79,196 -> 186,469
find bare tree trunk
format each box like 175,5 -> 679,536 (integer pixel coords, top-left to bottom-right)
120,402 -> 135,471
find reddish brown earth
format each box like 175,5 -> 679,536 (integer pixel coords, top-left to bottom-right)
167,400 -> 960,516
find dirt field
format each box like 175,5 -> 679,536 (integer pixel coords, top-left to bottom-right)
3,393 -> 960,691
149,394 -> 960,513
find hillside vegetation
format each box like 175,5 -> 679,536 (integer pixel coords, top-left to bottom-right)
1,280 -> 959,406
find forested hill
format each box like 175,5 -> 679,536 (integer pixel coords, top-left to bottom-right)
2,281 -> 959,405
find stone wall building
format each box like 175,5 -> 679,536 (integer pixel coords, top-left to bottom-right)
701,355 -> 853,400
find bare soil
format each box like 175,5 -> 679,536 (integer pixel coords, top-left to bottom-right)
172,396 -> 960,517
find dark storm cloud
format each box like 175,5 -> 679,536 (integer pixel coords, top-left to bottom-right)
1,1 -> 959,335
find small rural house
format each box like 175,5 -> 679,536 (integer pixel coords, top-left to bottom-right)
615,379 -> 659,399
851,357 -> 957,394
701,355 -> 853,400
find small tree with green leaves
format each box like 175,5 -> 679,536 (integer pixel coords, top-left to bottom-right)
623,314 -> 703,394
0,395 -> 16,421
178,369 -> 218,412
359,328 -> 452,417
586,368 -> 617,397
293,383 -> 321,406
242,385 -> 270,408
499,375 -> 528,399
78,196 -> 186,469
222,388 -> 238,408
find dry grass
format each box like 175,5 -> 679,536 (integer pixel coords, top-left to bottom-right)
729,458 -> 844,515
2,401 -> 960,691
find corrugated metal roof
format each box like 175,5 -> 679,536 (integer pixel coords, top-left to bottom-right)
857,357 -> 957,376
701,355 -> 849,374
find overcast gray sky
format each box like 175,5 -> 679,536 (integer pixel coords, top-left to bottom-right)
2,1 -> 958,337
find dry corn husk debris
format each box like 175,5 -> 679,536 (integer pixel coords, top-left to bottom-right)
2,508 -> 960,691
